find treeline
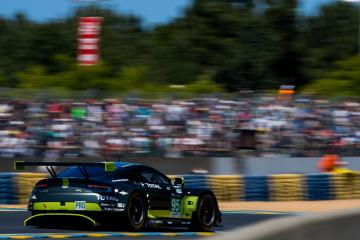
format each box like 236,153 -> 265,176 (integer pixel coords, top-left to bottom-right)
0,0 -> 358,94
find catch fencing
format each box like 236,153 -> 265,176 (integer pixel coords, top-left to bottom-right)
2,173 -> 360,204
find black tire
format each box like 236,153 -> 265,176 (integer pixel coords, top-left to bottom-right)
126,192 -> 147,231
189,194 -> 217,232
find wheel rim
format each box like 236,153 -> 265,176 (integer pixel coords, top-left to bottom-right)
200,197 -> 215,226
130,197 -> 144,226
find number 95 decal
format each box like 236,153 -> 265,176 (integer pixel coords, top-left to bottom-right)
171,197 -> 181,216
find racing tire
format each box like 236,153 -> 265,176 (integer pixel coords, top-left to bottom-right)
125,192 -> 147,231
189,194 -> 217,232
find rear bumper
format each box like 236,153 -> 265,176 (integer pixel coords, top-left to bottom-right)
29,192 -> 127,212
31,201 -> 102,211
29,200 -> 125,213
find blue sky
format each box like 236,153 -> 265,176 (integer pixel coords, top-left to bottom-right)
0,0 -> 336,25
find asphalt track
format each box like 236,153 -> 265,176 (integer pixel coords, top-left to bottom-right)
0,210 -> 294,239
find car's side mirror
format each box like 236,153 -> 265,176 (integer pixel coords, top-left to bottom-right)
174,177 -> 184,186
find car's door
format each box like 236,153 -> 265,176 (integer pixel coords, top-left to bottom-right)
139,168 -> 172,211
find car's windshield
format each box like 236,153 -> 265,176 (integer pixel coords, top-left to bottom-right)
57,166 -> 106,178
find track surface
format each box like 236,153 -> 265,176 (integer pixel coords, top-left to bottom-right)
0,211 -> 292,239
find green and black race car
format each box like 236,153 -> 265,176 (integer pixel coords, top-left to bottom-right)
15,161 -> 222,231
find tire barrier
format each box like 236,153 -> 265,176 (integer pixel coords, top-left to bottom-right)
306,174 -> 332,200
2,173 -> 360,204
330,173 -> 360,200
182,175 -> 209,188
14,173 -> 48,204
244,176 -> 269,201
208,175 -> 243,202
178,173 -> 360,202
0,173 -> 47,204
0,173 -> 17,204
269,174 -> 305,201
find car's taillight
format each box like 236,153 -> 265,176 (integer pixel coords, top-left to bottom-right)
36,183 -> 48,188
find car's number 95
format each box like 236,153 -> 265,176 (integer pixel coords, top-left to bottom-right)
171,197 -> 181,216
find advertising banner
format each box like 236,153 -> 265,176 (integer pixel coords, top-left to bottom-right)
77,17 -> 102,65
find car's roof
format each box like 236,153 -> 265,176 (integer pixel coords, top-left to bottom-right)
112,162 -> 140,169
110,162 -> 164,175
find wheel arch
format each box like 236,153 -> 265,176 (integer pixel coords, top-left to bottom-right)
184,188 -> 219,209
185,188 -> 221,225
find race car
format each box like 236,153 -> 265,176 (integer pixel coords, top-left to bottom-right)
15,161 -> 222,231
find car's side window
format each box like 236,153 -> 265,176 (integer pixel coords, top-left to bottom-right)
109,169 -> 142,184
140,171 -> 158,183
127,172 -> 143,183
157,174 -> 171,185
140,170 -> 171,185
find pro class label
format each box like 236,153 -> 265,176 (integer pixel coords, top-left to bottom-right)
74,201 -> 86,210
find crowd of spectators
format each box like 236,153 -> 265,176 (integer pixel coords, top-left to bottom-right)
0,95 -> 358,159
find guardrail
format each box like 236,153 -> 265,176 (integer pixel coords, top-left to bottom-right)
1,173 -> 360,204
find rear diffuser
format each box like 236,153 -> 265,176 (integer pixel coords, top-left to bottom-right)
24,213 -> 99,229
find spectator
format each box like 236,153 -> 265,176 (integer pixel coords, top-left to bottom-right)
0,95 -> 356,158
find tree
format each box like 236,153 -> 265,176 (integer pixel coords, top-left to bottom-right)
303,2 -> 359,79
147,0 -> 283,91
304,55 -> 360,96
0,13 -> 35,86
186,71 -> 224,94
0,2 -> 359,95
264,0 -> 306,86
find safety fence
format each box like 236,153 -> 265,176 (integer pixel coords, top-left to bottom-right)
2,173 -> 360,204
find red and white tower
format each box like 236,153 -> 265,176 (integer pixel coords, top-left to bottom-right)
77,16 -> 102,65
73,0 -> 107,65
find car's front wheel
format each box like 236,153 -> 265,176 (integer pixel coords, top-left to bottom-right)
126,192 -> 147,231
189,194 -> 217,231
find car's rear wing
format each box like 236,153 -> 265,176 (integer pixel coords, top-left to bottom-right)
14,161 -> 117,171
14,161 -> 117,178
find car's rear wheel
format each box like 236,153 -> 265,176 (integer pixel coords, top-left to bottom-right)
189,194 -> 217,232
126,192 -> 146,231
